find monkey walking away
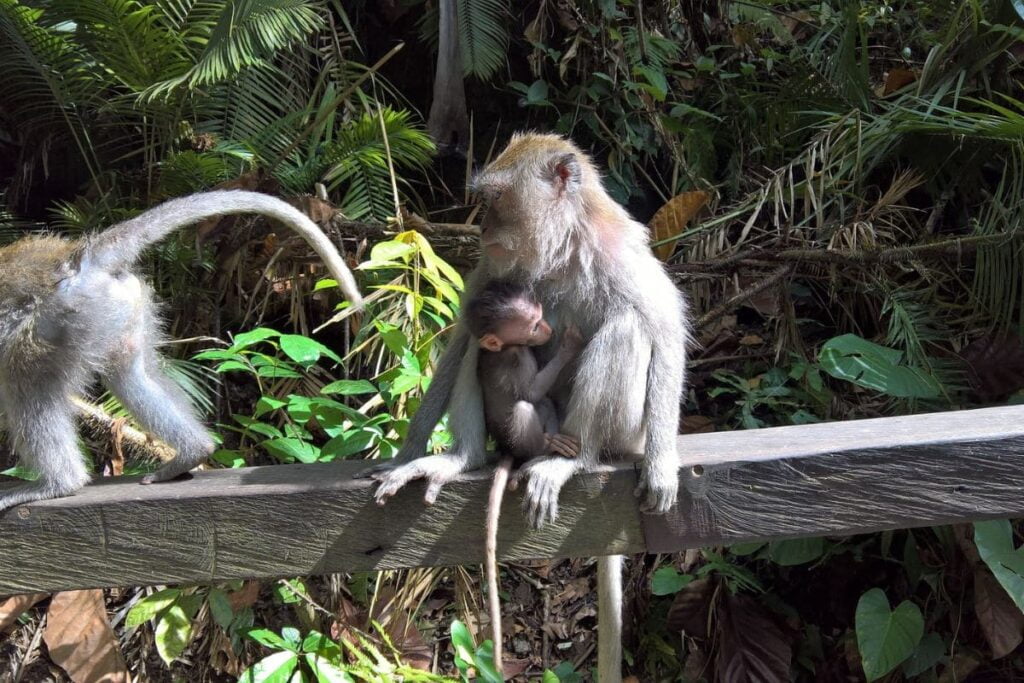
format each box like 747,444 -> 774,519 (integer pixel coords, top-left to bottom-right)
464,278 -> 584,673
0,190 -> 362,513
362,133 -> 690,680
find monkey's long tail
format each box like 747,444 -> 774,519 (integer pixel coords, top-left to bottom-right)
486,455 -> 513,676
80,190 -> 363,306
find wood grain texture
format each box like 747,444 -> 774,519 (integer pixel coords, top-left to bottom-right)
2,405 -> 1023,594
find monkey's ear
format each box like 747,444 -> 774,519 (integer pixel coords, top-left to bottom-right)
479,334 -> 504,352
548,153 -> 581,195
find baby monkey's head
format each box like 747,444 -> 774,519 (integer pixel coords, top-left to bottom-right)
466,279 -> 552,352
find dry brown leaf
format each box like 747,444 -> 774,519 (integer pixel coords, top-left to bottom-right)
975,568 -> 1024,658
367,587 -> 432,670
681,415 -> 714,434
0,593 -> 47,632
648,191 -> 709,261
714,592 -> 791,682
938,653 -> 981,683
228,581 -> 261,611
883,67 -> 917,96
623,676 -> 641,683
44,590 -> 128,683
666,578 -> 716,636
739,334 -> 764,346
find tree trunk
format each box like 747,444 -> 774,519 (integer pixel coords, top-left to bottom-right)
427,0 -> 470,155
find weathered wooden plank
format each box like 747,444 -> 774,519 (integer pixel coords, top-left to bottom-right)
646,404 -> 1024,551
1,405 -> 1023,594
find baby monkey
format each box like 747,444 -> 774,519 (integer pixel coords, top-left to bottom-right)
465,279 -> 582,673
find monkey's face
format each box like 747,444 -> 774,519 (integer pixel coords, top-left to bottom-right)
473,134 -> 587,278
496,299 -> 552,347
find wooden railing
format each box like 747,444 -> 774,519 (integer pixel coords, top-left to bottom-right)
2,405 -> 1023,594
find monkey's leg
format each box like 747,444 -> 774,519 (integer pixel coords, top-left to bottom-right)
357,327 -> 471,481
634,333 -> 686,514
516,310 -> 651,527
104,351 -> 214,484
0,388 -> 91,512
371,337 -> 489,505
597,555 -> 624,683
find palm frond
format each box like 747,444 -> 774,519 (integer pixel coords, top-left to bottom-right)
143,0 -> 324,100
458,0 -> 507,80
321,108 -> 435,220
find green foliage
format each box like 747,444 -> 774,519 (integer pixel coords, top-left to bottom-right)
818,334 -> 941,399
855,588 -> 924,681
450,619 -> 500,683
975,520 -> 1024,612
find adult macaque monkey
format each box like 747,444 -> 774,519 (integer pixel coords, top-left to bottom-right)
0,190 -> 362,512
363,133 -> 689,680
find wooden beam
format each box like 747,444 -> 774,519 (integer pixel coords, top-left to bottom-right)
2,405 -> 1024,594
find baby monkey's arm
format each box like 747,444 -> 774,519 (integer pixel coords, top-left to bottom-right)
526,325 -> 583,403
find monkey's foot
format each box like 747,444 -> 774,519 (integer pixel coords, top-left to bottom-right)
371,454 -> 466,506
634,463 -> 679,514
509,456 -> 580,528
353,459 -> 403,480
141,459 -> 198,484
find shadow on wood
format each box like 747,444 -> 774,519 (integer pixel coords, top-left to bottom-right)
2,405 -> 1024,594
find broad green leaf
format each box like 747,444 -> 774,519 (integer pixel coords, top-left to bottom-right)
256,365 -> 304,379
375,322 -> 409,358
651,567 -> 693,595
526,79 -> 549,105
281,627 -> 302,648
902,632 -> 945,677
246,628 -> 298,652
729,541 -> 767,557
974,520 -> 1024,612
542,671 -> 560,683
321,430 -> 377,460
255,396 -> 288,417
473,639 -> 503,683
450,620 -> 475,662
856,588 -> 923,681
231,328 -> 280,350
239,651 -> 300,683
768,537 -> 825,566
263,438 -> 320,464
818,334 -> 940,398
390,372 -> 422,395
301,631 -> 342,659
208,588 -> 233,629
304,653 -> 352,683
215,360 -> 252,374
192,349 -> 243,362
155,604 -> 194,664
126,588 -> 180,627
369,240 -> 416,262
279,335 -> 323,365
321,379 -> 377,396
233,415 -> 283,439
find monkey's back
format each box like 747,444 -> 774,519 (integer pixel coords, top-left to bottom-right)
0,236 -> 76,346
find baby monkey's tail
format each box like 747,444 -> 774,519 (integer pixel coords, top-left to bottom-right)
78,190 -> 363,306
486,455 -> 514,676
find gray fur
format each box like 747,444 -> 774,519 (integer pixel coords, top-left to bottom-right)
363,133 -> 689,525
0,191 -> 362,512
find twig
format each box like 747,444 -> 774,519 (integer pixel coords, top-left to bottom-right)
72,397 -> 175,463
671,230 -> 1020,274
696,266 -> 792,329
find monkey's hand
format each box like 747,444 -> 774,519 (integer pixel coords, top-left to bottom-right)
559,325 -> 584,355
369,454 -> 467,506
634,459 -> 679,514
544,433 -> 579,458
508,456 -> 582,528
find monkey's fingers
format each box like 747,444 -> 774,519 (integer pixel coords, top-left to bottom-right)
548,434 -> 580,457
353,460 -> 400,480
634,475 -> 679,514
